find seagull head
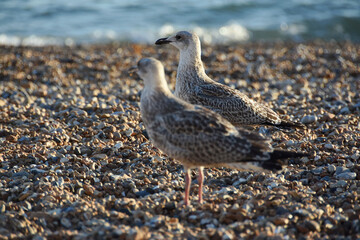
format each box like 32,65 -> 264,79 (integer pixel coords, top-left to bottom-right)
155,31 -> 200,52
137,58 -> 167,89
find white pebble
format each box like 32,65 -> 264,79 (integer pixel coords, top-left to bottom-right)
301,115 -> 317,124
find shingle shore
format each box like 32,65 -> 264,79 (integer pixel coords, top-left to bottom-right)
0,41 -> 359,239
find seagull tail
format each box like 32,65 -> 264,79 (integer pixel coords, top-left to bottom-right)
261,149 -> 309,171
280,119 -> 306,129
264,119 -> 306,129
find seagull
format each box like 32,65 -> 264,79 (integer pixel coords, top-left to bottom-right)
136,57 -> 307,206
155,31 -> 304,128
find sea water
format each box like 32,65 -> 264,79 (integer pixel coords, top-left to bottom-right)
0,0 -> 359,46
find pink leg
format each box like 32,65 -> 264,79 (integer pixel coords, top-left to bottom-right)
198,167 -> 204,204
184,168 -> 191,206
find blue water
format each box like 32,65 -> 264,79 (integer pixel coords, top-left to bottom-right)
0,0 -> 359,45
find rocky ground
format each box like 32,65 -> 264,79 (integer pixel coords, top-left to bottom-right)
0,41 -> 359,239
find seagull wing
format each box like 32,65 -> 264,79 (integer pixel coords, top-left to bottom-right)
194,83 -> 281,125
148,105 -> 272,166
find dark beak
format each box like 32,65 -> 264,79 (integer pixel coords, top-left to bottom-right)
155,37 -> 171,45
128,66 -> 137,76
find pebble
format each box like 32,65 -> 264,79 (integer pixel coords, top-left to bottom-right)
301,115 -> 317,124
336,172 -> 357,180
92,154 -> 107,160
233,178 -> 247,186
60,218 -> 72,228
60,157 -> 69,163
328,164 -> 336,174
114,142 -> 124,149
330,180 -> 347,188
324,143 -> 334,149
351,151 -> 360,160
304,220 -> 321,232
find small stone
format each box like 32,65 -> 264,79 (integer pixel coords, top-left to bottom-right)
83,184 -> 95,196
336,172 -> 356,180
233,178 -> 247,186
19,192 -> 31,201
32,235 -> 46,240
324,143 -> 334,149
301,115 -> 317,124
23,201 -> 32,211
113,132 -> 122,140
293,209 -> 311,218
151,156 -> 162,163
351,151 -> 360,160
323,113 -> 335,121
304,220 -> 321,232
114,142 -> 124,149
135,190 -> 151,198
125,128 -> 134,137
61,218 -> 72,228
93,190 -> 102,197
273,217 -> 289,225
6,135 -> 18,142
0,99 -> 6,107
74,147 -> 82,155
312,167 -> 323,175
336,167 -> 348,175
301,157 -> 310,163
328,164 -> 336,174
0,204 -> 6,213
296,224 -> 309,233
30,168 -> 46,174
286,140 -> 295,147
330,180 -> 347,188
92,154 -> 107,160
340,106 -> 350,114
60,157 -> 69,163
346,160 -> 354,168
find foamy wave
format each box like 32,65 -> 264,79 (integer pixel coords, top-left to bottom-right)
0,23 -> 250,46
158,23 -> 250,44
280,23 -> 307,35
0,34 -> 75,46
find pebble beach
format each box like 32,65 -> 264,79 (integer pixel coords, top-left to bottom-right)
0,41 -> 359,239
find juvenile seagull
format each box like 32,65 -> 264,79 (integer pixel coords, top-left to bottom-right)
155,31 -> 304,128
137,57 -> 306,206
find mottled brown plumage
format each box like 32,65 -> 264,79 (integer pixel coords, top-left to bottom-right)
156,31 -> 304,128
137,57 -> 306,206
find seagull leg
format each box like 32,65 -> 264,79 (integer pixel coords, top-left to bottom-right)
184,168 -> 191,206
198,167 -> 204,204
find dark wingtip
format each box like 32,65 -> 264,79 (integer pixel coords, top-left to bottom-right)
270,149 -> 309,160
155,38 -> 171,45
265,119 -> 306,129
261,149 -> 309,171
280,120 -> 306,129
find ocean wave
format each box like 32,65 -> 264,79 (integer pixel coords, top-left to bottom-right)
0,34 -> 74,46
158,23 -> 250,44
0,23 -> 250,46
0,0 -> 359,46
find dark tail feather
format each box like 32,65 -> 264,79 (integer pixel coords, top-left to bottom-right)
142,130 -> 149,139
279,120 -> 306,129
265,119 -> 306,129
261,149 -> 309,171
270,149 -> 309,159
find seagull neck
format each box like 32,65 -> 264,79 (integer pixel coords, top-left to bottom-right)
141,83 -> 175,116
179,50 -> 207,78
143,78 -> 172,99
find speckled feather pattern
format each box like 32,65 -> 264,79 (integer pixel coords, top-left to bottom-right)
139,59 -> 276,171
175,63 -> 281,126
166,31 -> 295,126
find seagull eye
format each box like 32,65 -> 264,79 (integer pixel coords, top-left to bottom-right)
176,35 -> 182,40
